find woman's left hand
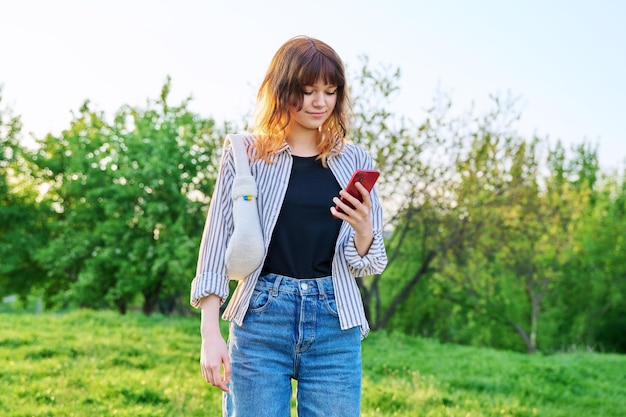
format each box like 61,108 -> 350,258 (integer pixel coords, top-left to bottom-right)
330,182 -> 374,257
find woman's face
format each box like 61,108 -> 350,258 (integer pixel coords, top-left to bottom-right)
288,79 -> 338,132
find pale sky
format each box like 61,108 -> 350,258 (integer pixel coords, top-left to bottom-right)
1,0 -> 625,171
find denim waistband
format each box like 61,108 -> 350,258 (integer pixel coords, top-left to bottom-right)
257,273 -> 334,296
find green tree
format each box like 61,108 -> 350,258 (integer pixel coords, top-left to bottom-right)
0,87 -> 48,302
32,79 -> 224,313
417,138 -> 601,353
554,166 -> 626,352
349,60 -> 444,330
31,100 -> 113,306
349,62 -> 533,342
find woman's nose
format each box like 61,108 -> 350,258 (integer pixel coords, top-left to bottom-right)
312,92 -> 325,106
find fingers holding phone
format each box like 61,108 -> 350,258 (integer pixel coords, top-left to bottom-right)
331,169 -> 379,223
333,182 -> 371,215
331,169 -> 380,256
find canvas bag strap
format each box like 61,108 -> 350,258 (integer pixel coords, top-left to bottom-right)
225,134 -> 252,177
224,134 -> 257,199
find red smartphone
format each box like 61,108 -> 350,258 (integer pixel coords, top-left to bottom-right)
335,169 -> 380,213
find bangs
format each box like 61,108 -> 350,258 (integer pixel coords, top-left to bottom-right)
297,50 -> 345,88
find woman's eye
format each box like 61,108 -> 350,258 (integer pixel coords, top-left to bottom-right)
303,89 -> 336,96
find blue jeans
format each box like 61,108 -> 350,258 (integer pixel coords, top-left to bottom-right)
223,273 -> 362,417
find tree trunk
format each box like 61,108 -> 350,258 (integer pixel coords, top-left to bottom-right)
510,321 -> 535,354
374,250 -> 437,329
142,277 -> 163,315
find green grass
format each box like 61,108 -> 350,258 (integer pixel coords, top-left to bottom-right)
1,311 -> 624,416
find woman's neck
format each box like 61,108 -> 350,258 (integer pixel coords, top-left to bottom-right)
285,126 -> 319,157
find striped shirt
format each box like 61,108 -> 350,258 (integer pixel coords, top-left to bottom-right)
190,135 -> 388,337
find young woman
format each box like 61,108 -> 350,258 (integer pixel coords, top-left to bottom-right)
190,35 -> 387,417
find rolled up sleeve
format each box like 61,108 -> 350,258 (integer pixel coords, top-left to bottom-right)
190,147 -> 235,307
344,229 -> 387,276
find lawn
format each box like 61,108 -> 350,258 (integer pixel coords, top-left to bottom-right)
1,310 -> 624,416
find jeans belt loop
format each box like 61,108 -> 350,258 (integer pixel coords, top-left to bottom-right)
271,274 -> 283,297
316,278 -> 326,300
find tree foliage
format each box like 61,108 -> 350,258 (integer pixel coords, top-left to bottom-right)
0,87 -> 49,302
348,61 -> 624,353
1,63 -> 624,353
27,78 -> 225,314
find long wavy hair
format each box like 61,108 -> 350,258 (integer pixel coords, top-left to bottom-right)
252,36 -> 351,166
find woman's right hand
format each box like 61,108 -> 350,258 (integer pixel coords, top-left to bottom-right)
200,332 -> 231,392
199,295 -> 231,392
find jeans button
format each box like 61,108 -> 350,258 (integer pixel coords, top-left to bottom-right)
300,282 -> 307,290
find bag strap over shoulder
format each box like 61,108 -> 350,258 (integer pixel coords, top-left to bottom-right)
224,134 -> 252,177
223,134 -> 258,201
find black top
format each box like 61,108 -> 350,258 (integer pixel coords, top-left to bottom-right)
262,155 -> 342,279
